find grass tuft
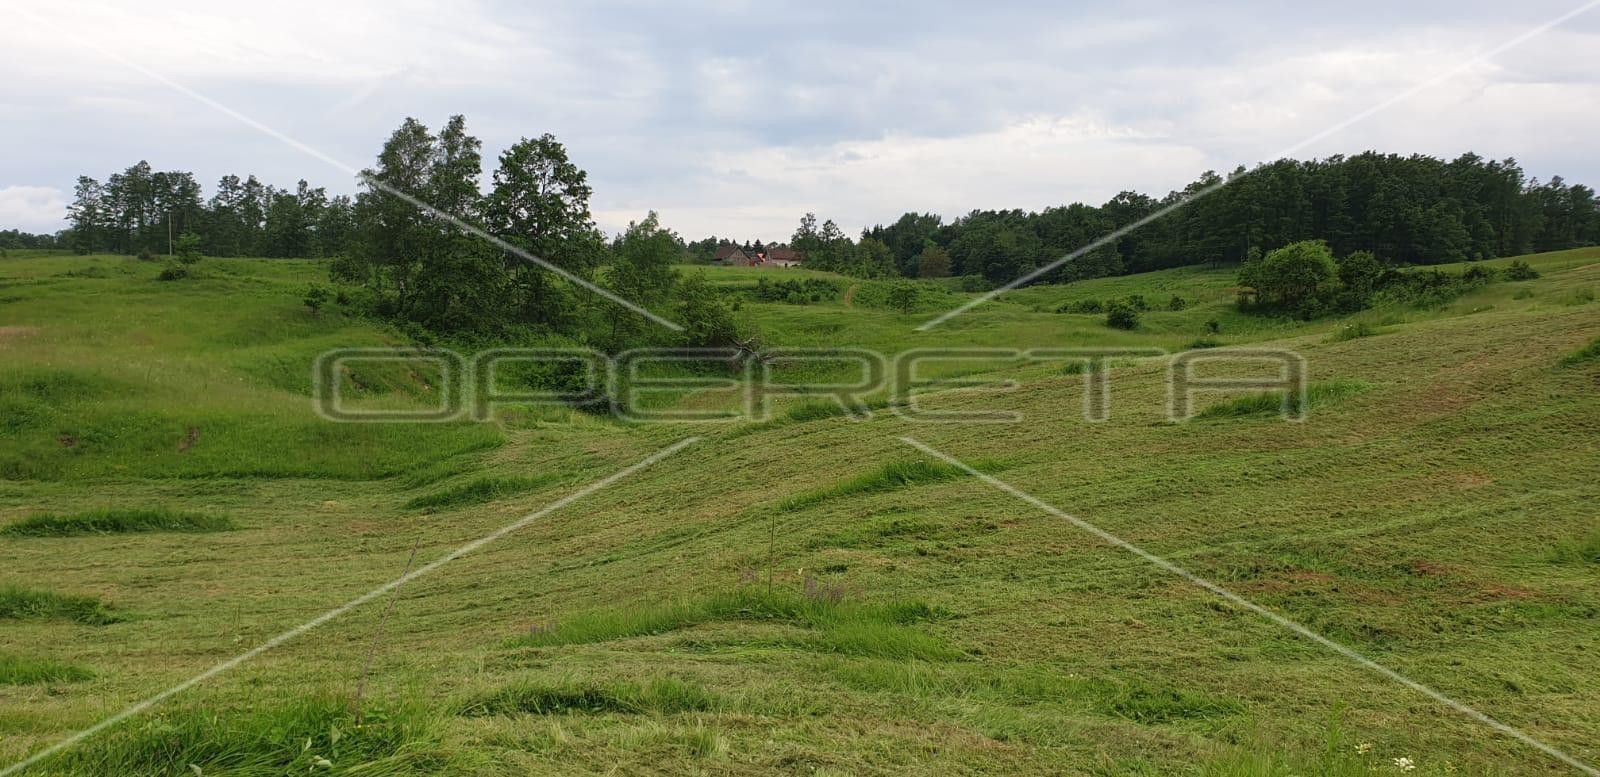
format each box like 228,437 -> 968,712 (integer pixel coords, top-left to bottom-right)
457,676 -> 717,717
47,695 -> 444,775
1548,530 -> 1600,564
1,508 -> 233,537
1559,335 -> 1600,368
1325,322 -> 1381,342
404,474 -> 564,511
0,585 -> 122,625
0,654 -> 94,685
507,586 -> 956,660
1193,379 -> 1370,420
779,458 -> 1002,512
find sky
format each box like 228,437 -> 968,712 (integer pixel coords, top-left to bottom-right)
2,0 -> 1598,242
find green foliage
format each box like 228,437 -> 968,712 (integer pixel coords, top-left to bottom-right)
885,281 -> 920,315
675,272 -> 741,348
1056,298 -> 1103,314
915,243 -> 952,278
1167,295 -> 1188,311
0,585 -> 121,624
1505,259 -> 1540,280
404,474 -> 564,511
174,231 -> 203,264
457,677 -> 717,717
1104,300 -> 1140,329
1239,240 -> 1340,317
751,277 -> 840,305
1334,249 -> 1384,310
1547,530 -> 1600,564
157,261 -> 189,281
0,508 -> 233,537
0,654 -> 94,685
302,283 -> 331,315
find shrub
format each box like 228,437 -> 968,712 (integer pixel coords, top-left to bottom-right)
1167,295 -> 1188,311
1057,298 -> 1103,314
1462,263 -> 1498,285
1104,301 -> 1139,330
1505,259 -> 1539,281
1325,322 -> 1379,343
136,249 -> 156,262
751,277 -> 839,304
174,232 -> 203,265
1205,318 -> 1221,334
303,284 -> 332,315
1124,294 -> 1150,312
1239,240 -> 1340,317
157,262 -> 189,281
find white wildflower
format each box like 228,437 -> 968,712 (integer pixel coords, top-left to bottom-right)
1355,742 -> 1373,755
1392,756 -> 1416,772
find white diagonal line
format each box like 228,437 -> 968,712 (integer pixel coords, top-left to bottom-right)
917,0 -> 1600,331
898,435 -> 1598,776
12,4 -> 683,333
0,437 -> 700,777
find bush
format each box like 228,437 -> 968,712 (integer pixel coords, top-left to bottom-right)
1239,240 -> 1340,317
1124,294 -> 1150,312
1105,301 -> 1139,330
1205,318 -> 1221,334
136,249 -> 156,262
1057,298 -> 1103,314
1506,260 -> 1539,281
303,284 -> 332,315
156,262 -> 189,281
751,277 -> 840,304
1167,295 -> 1188,311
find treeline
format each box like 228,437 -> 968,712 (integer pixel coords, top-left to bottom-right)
789,152 -> 1598,283
65,163 -> 354,258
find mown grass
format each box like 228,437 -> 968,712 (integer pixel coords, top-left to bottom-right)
0,654 -> 94,685
0,585 -> 121,624
1192,379 -> 1372,420
507,586 -> 955,660
404,473 -> 566,511
0,508 -> 233,537
42,696 -> 445,776
457,676 -> 718,717
778,458 -> 1003,512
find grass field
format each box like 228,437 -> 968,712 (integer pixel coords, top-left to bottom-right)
2,248 -> 1599,774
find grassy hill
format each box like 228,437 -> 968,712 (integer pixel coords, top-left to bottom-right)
1,248 -> 1598,775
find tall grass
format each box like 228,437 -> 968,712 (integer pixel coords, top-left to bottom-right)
457,676 -> 717,717
0,585 -> 121,624
0,653 -> 94,685
507,586 -> 954,660
779,458 -> 1002,512
403,473 -> 565,511
1559,335 -> 1600,368
1193,379 -> 1371,420
1,508 -> 233,537
45,696 -> 444,776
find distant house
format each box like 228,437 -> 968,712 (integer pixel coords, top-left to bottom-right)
714,243 -> 803,268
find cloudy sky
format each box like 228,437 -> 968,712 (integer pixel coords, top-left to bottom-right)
2,0 -> 1598,241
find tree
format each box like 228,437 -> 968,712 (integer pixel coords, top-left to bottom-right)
303,284 -> 332,316
174,232 -> 203,264
603,211 -> 680,348
1334,249 -> 1384,310
1105,300 -> 1139,329
886,281 -> 920,315
915,242 -> 952,278
1240,240 -> 1341,317
676,273 -> 739,349
485,132 -> 603,329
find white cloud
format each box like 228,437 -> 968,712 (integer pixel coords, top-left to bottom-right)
0,186 -> 68,233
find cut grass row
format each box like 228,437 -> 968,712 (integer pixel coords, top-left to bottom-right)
0,508 -> 233,537
508,586 -> 959,661
0,585 -> 121,625
778,458 -> 1005,512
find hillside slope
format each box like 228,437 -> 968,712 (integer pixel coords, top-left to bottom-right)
1,250 -> 1598,775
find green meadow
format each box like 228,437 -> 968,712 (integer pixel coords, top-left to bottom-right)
1,247 -> 1599,774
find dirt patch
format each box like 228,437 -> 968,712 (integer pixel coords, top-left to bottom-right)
842,283 -> 859,308
57,433 -> 77,449
0,325 -> 39,346
1408,559 -> 1454,577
